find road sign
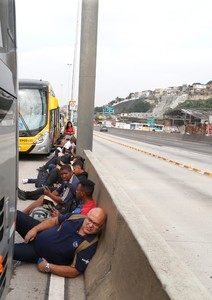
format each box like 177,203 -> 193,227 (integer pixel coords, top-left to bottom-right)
105,107 -> 114,113
147,118 -> 154,123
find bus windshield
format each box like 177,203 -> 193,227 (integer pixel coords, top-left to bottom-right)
18,88 -> 47,133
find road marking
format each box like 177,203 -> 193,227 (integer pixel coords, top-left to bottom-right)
48,274 -> 64,300
94,133 -> 212,177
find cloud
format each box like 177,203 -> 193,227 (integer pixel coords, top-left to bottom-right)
16,0 -> 212,107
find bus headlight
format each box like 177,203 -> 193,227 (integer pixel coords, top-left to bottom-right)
36,131 -> 49,144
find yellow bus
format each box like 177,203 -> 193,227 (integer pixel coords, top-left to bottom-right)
18,79 -> 60,154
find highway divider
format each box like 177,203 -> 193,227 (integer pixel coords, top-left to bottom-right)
83,150 -> 211,300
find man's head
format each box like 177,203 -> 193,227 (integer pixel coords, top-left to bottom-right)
76,180 -> 95,200
72,160 -> 84,175
81,207 -> 107,235
72,155 -> 85,164
60,165 -> 73,182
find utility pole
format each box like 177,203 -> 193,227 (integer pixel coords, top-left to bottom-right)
67,63 -> 72,121
76,0 -> 98,156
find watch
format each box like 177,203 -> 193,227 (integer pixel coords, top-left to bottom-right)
44,263 -> 51,273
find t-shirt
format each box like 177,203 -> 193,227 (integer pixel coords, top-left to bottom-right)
72,199 -> 96,215
63,140 -> 76,150
81,199 -> 96,215
56,175 -> 79,204
65,127 -> 75,135
34,217 -> 98,272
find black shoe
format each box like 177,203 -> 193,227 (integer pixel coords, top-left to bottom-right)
18,188 -> 27,200
36,166 -> 46,172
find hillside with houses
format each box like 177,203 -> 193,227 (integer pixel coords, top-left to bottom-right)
107,82 -> 212,117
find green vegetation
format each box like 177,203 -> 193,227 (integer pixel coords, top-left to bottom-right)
94,99 -> 152,114
125,101 -> 151,113
176,98 -> 212,109
94,106 -> 104,113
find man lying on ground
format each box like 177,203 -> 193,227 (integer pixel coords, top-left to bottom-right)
14,208 -> 107,277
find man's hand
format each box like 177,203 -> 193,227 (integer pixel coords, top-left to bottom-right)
24,228 -> 38,243
51,207 -> 61,217
37,258 -> 48,273
43,186 -> 52,196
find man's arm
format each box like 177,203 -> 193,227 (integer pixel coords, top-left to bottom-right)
37,258 -> 81,278
44,187 -> 64,204
24,217 -> 59,243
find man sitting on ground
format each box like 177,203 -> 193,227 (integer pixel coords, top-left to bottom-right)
18,160 -> 87,201
22,165 -> 79,215
72,160 -> 88,183
14,208 -> 107,277
51,179 -> 96,217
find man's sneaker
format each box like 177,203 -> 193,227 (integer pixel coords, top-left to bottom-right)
18,188 -> 27,200
22,179 -> 28,184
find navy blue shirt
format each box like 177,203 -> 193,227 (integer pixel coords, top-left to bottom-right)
34,216 -> 98,273
56,174 -> 79,204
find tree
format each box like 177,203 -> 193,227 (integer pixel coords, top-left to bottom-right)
94,106 -> 104,113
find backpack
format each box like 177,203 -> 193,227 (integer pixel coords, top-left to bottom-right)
31,206 -> 52,222
31,183 -> 79,221
35,168 -> 49,188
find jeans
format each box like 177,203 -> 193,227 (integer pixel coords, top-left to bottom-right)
14,211 -> 41,263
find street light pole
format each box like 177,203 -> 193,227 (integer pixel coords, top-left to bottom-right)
67,63 -> 72,120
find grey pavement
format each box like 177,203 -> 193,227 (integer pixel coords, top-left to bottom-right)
6,156 -> 85,300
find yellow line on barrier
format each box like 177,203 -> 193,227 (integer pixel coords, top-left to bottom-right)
94,133 -> 212,178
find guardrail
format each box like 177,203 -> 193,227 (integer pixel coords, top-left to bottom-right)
83,150 -> 211,300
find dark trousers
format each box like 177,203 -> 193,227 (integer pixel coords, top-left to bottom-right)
46,168 -> 62,186
43,155 -> 58,169
25,186 -> 56,200
14,211 -> 41,263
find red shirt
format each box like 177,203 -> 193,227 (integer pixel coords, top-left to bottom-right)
64,127 -> 75,135
81,199 -> 96,215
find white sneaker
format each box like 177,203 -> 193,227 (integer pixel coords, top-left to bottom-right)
22,179 -> 28,184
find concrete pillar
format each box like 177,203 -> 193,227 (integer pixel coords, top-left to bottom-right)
76,0 -> 98,156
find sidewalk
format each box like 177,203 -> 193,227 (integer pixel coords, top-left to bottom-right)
6,157 -> 86,300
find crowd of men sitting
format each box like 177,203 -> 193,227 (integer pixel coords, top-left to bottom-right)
15,122 -> 107,278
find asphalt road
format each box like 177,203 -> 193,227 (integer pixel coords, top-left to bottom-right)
92,129 -> 212,296
94,127 -> 212,156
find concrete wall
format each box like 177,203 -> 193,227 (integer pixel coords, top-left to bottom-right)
83,150 -> 211,300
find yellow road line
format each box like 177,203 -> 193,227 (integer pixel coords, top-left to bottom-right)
94,133 -> 212,178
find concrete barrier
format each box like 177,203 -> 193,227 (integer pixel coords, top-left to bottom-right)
182,134 -> 212,143
83,150 -> 211,300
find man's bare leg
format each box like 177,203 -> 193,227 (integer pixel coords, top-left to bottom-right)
22,195 -> 45,215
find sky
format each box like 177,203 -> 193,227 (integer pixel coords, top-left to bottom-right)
16,0 -> 212,107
